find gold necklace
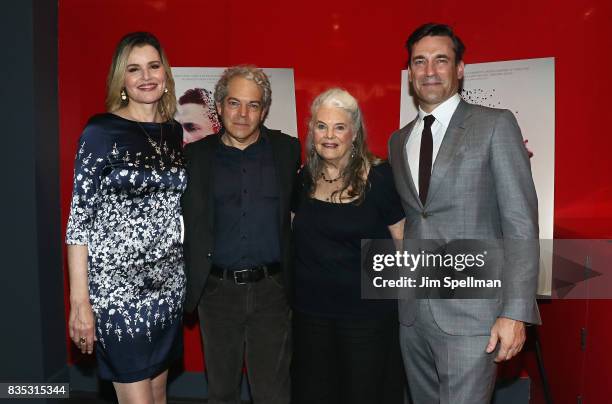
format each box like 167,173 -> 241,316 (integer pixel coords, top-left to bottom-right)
136,121 -> 165,156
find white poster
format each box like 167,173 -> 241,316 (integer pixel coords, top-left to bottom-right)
172,67 -> 298,143
400,57 -> 555,295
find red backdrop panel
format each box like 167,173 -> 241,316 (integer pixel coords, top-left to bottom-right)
59,0 -> 612,402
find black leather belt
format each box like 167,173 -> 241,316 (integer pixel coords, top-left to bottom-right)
210,263 -> 281,285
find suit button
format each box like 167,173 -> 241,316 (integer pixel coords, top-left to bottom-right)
422,212 -> 429,218
206,252 -> 213,258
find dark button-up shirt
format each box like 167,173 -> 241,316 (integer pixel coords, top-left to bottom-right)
212,132 -> 280,269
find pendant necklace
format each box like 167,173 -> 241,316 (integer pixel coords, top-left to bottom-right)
136,121 -> 166,156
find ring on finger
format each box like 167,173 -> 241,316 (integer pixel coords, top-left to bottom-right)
79,337 -> 86,345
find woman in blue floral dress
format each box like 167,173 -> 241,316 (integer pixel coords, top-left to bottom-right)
65,32 -> 186,403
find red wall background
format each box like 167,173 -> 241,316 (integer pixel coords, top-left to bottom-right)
59,1 -> 612,402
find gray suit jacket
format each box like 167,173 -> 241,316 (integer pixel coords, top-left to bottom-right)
388,99 -> 541,335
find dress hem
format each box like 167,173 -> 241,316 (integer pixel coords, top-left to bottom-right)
99,355 -> 178,383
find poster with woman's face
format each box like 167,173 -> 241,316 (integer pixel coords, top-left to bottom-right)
172,67 -> 298,144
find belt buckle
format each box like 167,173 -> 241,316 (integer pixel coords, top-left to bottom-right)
233,269 -> 250,285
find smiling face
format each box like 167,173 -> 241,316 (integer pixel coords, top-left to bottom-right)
123,44 -> 166,106
176,103 -> 216,143
313,105 -> 355,167
408,35 -> 464,112
215,76 -> 267,149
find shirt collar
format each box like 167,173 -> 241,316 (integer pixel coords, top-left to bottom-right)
417,93 -> 461,127
218,125 -> 269,150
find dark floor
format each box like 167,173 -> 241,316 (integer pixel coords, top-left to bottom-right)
68,391 -> 250,403
68,393 -> 198,403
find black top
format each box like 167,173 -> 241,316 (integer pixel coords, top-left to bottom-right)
212,132 -> 281,269
181,126 -> 301,312
292,162 -> 404,318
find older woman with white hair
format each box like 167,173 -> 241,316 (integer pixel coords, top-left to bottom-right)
291,88 -> 406,404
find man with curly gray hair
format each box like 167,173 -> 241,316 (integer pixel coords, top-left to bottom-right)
182,65 -> 301,404
214,66 -> 272,118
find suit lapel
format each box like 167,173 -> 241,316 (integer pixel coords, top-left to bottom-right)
267,128 -> 290,225
399,118 -> 421,207
201,135 -> 219,234
425,100 -> 471,206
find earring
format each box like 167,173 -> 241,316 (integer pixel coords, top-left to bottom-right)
164,88 -> 168,94
351,143 -> 356,158
120,89 -> 127,101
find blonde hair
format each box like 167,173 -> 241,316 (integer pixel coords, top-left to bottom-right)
105,32 -> 177,121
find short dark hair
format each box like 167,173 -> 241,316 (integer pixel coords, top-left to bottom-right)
405,23 -> 466,64
179,88 -> 213,107
178,88 -> 221,132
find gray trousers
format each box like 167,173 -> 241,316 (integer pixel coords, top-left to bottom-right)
400,300 -> 496,404
198,273 -> 291,404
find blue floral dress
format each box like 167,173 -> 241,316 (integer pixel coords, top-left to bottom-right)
66,113 -> 186,382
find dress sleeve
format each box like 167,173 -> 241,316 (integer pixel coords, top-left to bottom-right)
371,162 -> 405,226
65,124 -> 110,245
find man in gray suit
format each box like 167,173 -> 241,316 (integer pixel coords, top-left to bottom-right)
388,23 -> 541,403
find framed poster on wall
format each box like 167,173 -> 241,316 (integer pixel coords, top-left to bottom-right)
172,67 -> 298,144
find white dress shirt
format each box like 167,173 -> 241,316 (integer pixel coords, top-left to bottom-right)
405,93 -> 461,193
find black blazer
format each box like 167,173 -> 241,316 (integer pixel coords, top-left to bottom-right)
181,126 -> 301,312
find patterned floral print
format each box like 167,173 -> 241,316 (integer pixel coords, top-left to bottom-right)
66,113 -> 186,381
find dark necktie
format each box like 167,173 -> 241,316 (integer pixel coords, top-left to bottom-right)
418,114 -> 435,205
